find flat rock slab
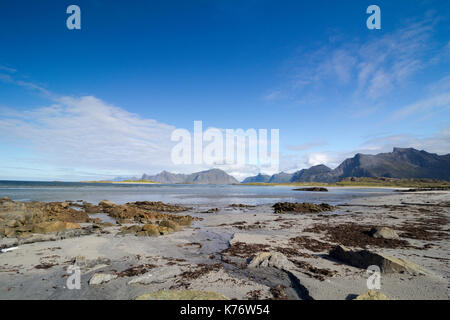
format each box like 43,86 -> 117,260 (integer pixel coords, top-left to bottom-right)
89,273 -> 118,285
127,266 -> 182,285
330,245 -> 431,275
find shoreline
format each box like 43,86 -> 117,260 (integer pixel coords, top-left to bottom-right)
0,191 -> 449,300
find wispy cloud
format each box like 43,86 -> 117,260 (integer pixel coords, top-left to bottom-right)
390,92 -> 450,121
287,140 -> 327,152
0,71 -> 51,96
0,65 -> 17,73
268,14 -> 446,111
0,95 -> 177,175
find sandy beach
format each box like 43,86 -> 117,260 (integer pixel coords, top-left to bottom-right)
0,190 -> 449,300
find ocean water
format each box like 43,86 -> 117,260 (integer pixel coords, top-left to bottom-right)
0,181 -> 395,206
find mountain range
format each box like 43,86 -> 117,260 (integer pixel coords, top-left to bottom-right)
141,169 -> 239,184
116,148 -> 450,184
243,148 -> 450,183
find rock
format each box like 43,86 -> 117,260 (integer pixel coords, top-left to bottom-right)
6,220 -> 20,228
32,221 -> 81,234
354,290 -> 389,300
4,227 -> 16,237
89,273 -> 117,285
98,200 -> 116,208
142,224 -> 160,236
119,224 -> 160,236
159,219 -> 180,231
273,202 -> 337,214
82,203 -> 102,214
136,290 -> 228,300
329,245 -> 430,275
173,215 -> 193,226
370,227 -> 399,240
294,187 -> 328,192
248,252 -> 295,270
102,201 -> 194,225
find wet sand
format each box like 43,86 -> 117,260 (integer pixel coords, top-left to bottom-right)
0,191 -> 449,300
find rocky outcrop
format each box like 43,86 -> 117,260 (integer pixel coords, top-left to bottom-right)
100,201 -> 193,225
329,245 -> 430,275
0,198 -> 90,238
273,202 -> 337,214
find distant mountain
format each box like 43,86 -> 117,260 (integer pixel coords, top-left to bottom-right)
142,169 -> 239,184
184,169 -> 239,184
325,147 -> 450,182
142,171 -> 186,184
268,172 -> 294,183
242,173 -> 271,183
290,165 -> 332,182
242,148 -> 450,183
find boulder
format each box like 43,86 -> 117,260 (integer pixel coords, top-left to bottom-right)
89,273 -> 117,285
136,290 -> 228,300
354,290 -> 389,300
329,245 -> 430,275
248,252 -> 295,270
370,227 -> 399,240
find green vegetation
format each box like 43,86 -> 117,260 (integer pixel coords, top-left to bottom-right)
82,179 -> 158,184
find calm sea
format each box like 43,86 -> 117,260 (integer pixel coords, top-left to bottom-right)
0,181 -> 395,206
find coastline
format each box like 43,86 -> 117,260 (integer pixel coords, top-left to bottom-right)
0,190 -> 449,300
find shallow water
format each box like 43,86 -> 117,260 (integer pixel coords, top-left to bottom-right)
0,181 -> 395,206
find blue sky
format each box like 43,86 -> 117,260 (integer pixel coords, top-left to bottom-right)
0,0 -> 449,181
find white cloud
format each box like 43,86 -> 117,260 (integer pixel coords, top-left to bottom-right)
307,153 -> 330,166
0,96 -> 177,176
